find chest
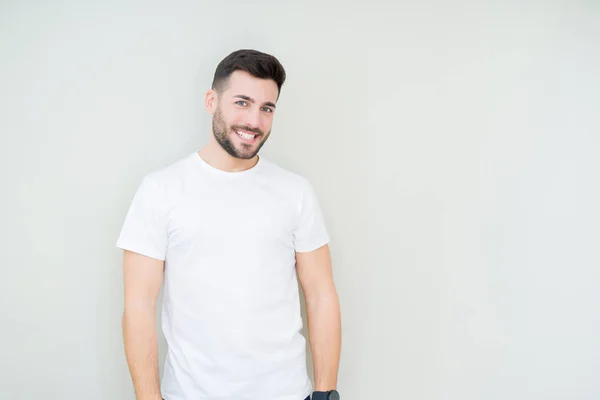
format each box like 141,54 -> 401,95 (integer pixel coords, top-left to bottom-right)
166,183 -> 298,257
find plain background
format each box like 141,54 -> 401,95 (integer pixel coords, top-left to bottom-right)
1,1 -> 599,399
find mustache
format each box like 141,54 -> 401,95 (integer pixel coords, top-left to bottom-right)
232,125 -> 264,136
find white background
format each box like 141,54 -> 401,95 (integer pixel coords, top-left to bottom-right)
1,1 -> 599,399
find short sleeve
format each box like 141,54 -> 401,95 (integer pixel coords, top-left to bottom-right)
116,176 -> 168,261
293,179 -> 330,253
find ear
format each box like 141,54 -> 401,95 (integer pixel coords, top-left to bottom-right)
205,89 -> 218,114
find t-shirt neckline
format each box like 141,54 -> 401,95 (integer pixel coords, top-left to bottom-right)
193,151 -> 263,177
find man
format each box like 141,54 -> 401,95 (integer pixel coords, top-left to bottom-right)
116,49 -> 341,400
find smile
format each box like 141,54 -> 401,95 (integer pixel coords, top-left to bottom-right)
234,129 -> 259,142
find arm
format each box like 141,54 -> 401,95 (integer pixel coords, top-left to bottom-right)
122,250 -> 164,400
297,244 -> 341,391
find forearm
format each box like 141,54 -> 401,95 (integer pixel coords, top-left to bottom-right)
122,309 -> 162,400
306,291 -> 341,391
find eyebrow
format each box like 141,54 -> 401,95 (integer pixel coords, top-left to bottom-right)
234,94 -> 276,109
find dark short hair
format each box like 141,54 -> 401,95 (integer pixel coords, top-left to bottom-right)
212,49 -> 286,97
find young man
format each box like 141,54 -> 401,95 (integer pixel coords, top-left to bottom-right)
116,49 -> 341,400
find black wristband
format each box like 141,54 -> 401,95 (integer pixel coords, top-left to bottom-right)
313,390 -> 340,400
312,392 -> 328,400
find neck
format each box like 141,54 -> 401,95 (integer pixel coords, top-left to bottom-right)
198,136 -> 259,172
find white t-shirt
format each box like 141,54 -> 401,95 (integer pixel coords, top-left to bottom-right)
116,151 -> 330,400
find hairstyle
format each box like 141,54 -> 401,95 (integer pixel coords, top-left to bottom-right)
211,49 -> 286,96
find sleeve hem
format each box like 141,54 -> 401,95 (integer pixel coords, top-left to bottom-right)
116,241 -> 166,261
294,235 -> 330,253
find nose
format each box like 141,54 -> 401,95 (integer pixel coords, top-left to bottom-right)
244,108 -> 262,131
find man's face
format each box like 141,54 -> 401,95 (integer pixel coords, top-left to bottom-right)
210,70 -> 279,160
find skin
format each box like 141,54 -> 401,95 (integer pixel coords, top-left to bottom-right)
297,245 -> 342,392
122,69 -> 341,400
122,251 -> 163,400
199,69 -> 278,172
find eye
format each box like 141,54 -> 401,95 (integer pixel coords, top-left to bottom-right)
262,107 -> 273,113
235,100 -> 248,106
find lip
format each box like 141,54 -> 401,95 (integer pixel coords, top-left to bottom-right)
233,129 -> 260,144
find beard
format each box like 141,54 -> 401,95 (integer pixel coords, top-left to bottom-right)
212,106 -> 270,160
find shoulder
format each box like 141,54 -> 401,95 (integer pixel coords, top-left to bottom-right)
134,153 -> 197,208
142,153 -> 195,187
262,159 -> 309,186
260,158 -> 312,187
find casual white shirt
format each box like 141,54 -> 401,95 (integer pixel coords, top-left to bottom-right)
116,151 -> 330,400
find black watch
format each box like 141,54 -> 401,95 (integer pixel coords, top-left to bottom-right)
312,390 -> 340,400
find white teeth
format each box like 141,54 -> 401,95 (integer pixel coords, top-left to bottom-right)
235,130 -> 255,140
